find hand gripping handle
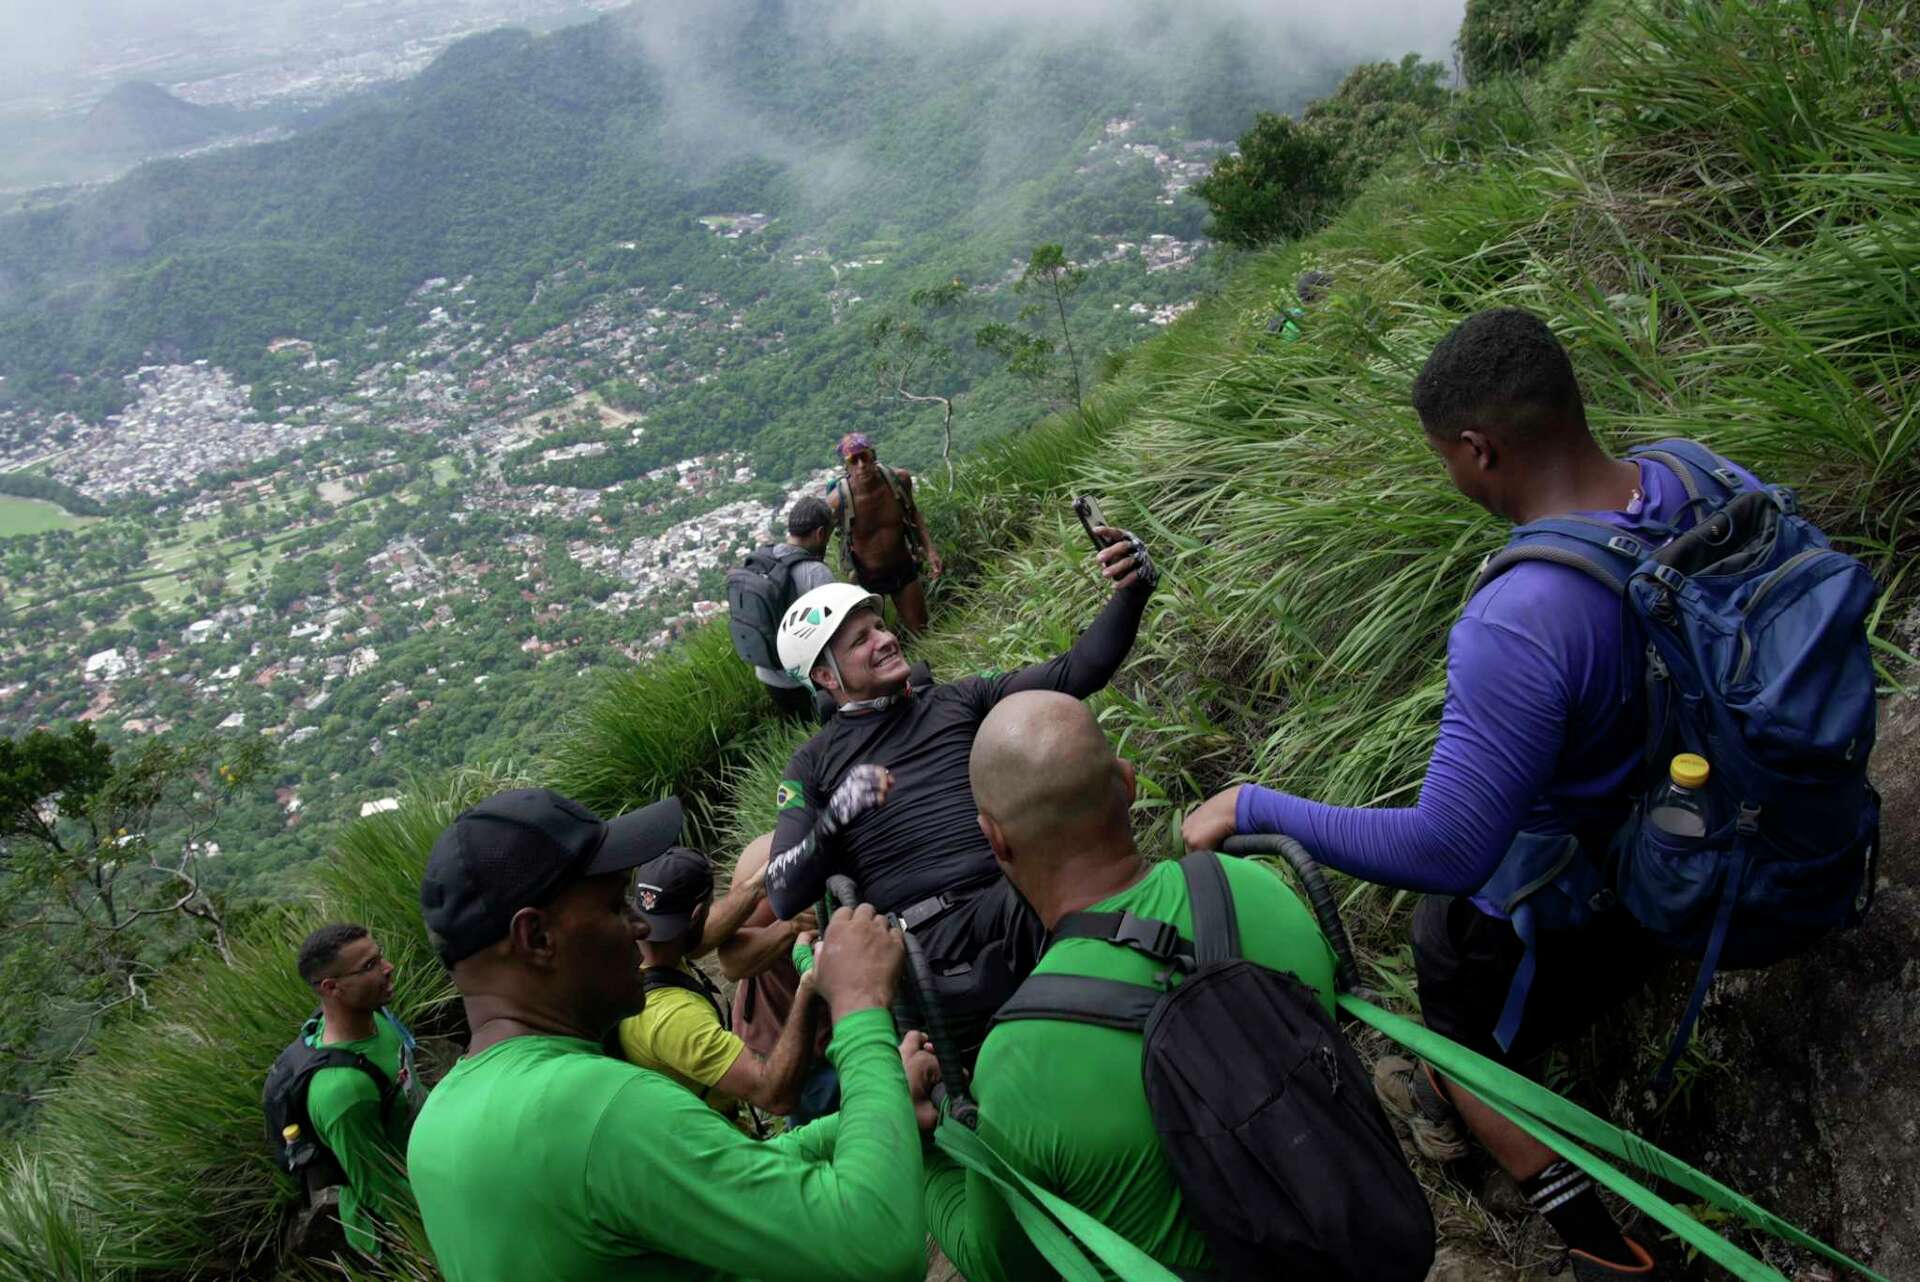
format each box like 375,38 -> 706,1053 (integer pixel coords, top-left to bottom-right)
822,873 -> 979,1128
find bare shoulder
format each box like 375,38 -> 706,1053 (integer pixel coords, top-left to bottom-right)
732,833 -> 775,888
894,467 -> 914,491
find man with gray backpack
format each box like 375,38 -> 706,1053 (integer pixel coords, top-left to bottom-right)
728,496 -> 837,718
1185,308 -> 1879,1279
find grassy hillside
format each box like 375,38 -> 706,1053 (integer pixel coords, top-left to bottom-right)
5,0 -> 1918,1278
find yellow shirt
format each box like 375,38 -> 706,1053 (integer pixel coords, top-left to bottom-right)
615,963 -> 750,1127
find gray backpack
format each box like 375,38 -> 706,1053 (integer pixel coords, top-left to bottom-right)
726,544 -> 820,669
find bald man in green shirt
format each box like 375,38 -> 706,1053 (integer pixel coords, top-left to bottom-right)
924,692 -> 1339,1280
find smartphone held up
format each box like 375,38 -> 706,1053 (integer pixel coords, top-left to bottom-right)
1074,494 -> 1118,551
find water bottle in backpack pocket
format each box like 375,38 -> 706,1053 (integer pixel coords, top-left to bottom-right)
1614,753 -> 1723,942
1613,748 -> 1876,967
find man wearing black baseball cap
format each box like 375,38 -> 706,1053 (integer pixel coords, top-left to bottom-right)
406,788 -> 929,1282
613,846 -> 826,1130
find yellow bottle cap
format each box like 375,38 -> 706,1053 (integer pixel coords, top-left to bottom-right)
1670,753 -> 1710,789
282,1124 -> 301,1142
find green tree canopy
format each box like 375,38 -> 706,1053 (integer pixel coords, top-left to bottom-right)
1192,112 -> 1346,249
1458,0 -> 1590,83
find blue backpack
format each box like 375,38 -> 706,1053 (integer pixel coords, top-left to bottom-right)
1473,440 -> 1880,1084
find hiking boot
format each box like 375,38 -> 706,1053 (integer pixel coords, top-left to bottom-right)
1559,1236 -> 1661,1279
1372,1054 -> 1472,1162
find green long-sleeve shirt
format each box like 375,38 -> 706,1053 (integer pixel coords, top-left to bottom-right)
408,1006 -> 925,1282
305,1009 -> 423,1255
925,857 -> 1338,1281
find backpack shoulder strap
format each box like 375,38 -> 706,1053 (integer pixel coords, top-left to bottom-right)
1627,439 -> 1746,503
831,479 -> 855,572
299,1009 -> 396,1104
760,544 -> 810,595
1471,517 -> 1652,598
993,974 -> 1162,1031
645,966 -> 727,1027
888,467 -> 926,557
1179,850 -> 1239,963
1047,910 -> 1191,965
296,1045 -> 395,1115
887,466 -> 916,513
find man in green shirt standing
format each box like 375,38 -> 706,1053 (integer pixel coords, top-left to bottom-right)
924,692 -> 1339,1280
408,787 -> 930,1282
295,922 -> 425,1255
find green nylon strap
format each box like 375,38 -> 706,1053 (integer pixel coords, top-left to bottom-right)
935,1125 -> 1105,1282
1339,996 -> 1888,1282
936,1122 -> 1186,1282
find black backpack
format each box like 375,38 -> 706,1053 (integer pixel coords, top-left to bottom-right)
262,1012 -> 397,1183
993,853 -> 1435,1282
726,544 -> 821,671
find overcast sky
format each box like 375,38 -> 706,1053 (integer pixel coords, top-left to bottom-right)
2,0 -> 1464,100
821,0 -> 1462,61
606,0 -> 1464,199
0,0 -> 607,106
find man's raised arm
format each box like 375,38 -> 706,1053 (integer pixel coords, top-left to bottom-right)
998,525 -> 1157,702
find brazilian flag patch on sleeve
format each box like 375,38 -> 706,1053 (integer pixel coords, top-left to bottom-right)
776,781 -> 805,811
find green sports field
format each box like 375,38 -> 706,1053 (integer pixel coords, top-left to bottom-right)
0,495 -> 94,537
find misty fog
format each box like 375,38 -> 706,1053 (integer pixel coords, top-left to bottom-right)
3,0 -> 1463,117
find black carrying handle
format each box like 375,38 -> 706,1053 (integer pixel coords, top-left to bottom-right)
1219,834 -> 1370,999
825,874 -> 859,909
1652,487 -> 1778,576
901,927 -> 980,1129
822,874 -> 979,1129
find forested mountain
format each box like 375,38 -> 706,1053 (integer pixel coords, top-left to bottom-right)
77,82 -> 244,154
0,0 -> 1462,1111
0,0 -> 1352,431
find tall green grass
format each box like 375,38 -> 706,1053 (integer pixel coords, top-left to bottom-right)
0,1151 -> 134,1282
539,622 -> 767,832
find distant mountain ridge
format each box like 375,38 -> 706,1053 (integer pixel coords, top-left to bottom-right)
0,0 -> 1330,422
80,81 -> 243,155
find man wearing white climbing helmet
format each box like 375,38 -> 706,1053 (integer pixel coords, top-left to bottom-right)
776,582 -> 889,693
766,523 -> 1158,1069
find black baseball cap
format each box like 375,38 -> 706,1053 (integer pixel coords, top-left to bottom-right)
630,846 -> 715,943
421,788 -> 683,965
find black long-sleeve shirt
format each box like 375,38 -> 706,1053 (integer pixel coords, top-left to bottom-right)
767,583 -> 1151,919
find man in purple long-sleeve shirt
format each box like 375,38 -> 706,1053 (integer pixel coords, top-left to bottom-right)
1183,310 -> 1756,1281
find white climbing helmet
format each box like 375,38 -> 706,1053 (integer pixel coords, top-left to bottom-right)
777,582 -> 882,690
